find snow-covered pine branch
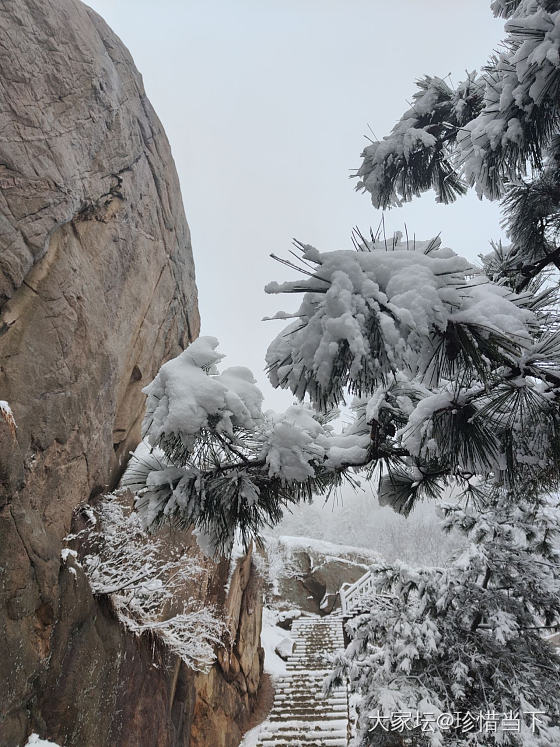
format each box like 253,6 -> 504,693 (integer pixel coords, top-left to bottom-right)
266,235 -> 560,514
356,1 -> 560,289
122,231 -> 560,547
356,73 -> 484,209
121,337 -> 355,556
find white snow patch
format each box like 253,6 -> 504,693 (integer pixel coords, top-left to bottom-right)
24,735 -> 61,747
260,607 -> 294,676
274,636 -> 294,660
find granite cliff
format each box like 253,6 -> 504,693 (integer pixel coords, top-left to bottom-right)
0,1 -> 262,744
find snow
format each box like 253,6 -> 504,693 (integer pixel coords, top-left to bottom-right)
260,607 -> 292,676
73,497 -> 226,671
274,636 -> 294,660
24,736 -> 61,747
239,724 -> 261,747
398,389 -> 455,457
459,4 -> 560,197
263,405 -> 330,481
276,534 -> 381,561
142,336 -> 263,448
0,400 -> 14,419
266,237 -> 537,408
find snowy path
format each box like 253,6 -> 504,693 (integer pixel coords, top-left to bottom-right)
247,615 -> 349,746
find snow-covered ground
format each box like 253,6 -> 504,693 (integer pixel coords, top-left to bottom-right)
260,607 -> 293,677
24,735 -> 60,747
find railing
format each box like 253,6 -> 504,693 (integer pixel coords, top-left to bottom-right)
340,570 -> 394,617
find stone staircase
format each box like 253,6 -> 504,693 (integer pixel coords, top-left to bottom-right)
253,615 -> 349,746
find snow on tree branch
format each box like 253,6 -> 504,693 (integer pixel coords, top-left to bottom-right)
356,74 -> 484,209
121,337 -> 359,556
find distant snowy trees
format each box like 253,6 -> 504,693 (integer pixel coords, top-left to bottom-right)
119,0 -> 560,741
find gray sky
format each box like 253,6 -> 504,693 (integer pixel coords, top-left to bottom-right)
87,1 -> 505,411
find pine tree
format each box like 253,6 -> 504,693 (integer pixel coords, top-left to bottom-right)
119,1 -> 560,741
319,1 -> 560,742
356,0 -> 560,291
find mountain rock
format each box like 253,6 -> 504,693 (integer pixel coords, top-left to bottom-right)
261,536 -> 382,615
0,2 -> 261,744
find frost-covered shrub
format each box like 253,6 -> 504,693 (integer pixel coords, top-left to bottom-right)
68,498 -> 227,671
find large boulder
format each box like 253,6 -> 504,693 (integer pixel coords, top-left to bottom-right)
0,1 -> 205,743
261,535 -> 382,615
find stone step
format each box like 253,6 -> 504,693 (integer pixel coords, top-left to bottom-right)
273,698 -> 346,708
273,694 -> 345,701
259,728 -> 347,739
258,734 -> 347,744
278,687 -> 341,695
270,704 -> 347,713
260,719 -> 347,729
269,712 -> 347,722
247,613 -> 349,747
273,692 -> 345,700
258,740 -> 347,747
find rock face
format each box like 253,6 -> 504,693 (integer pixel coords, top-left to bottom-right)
31,536 -> 263,747
193,550 -> 264,747
0,1 -> 263,744
262,536 -> 382,615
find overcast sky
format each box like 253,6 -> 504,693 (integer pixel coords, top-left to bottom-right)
87,1 -> 505,411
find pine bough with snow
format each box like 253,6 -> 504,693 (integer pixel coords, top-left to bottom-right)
356,0 -> 560,293
122,336 -> 350,556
